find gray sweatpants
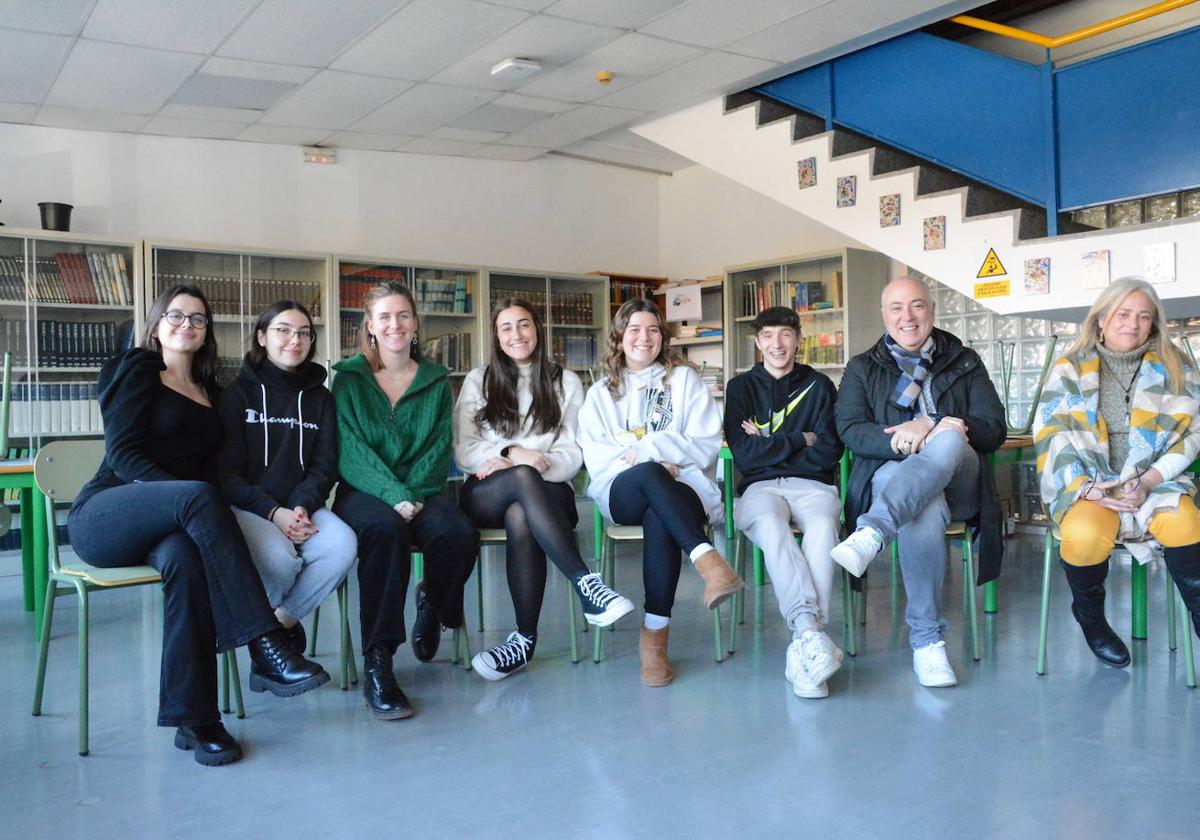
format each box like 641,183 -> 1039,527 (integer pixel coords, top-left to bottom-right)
734,476 -> 842,636
858,431 -> 980,649
232,507 -> 358,621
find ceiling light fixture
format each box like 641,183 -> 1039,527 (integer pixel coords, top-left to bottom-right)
491,57 -> 541,81
302,146 -> 336,165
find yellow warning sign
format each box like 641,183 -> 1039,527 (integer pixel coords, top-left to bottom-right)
977,248 -> 1007,278
974,280 -> 1010,299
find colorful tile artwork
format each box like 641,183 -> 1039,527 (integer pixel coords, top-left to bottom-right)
1080,249 -> 1110,290
1145,242 -> 1176,284
922,216 -> 946,251
879,193 -> 901,227
836,175 -> 856,207
1024,257 -> 1050,295
797,157 -> 816,189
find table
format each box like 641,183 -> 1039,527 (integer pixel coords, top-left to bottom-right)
0,459 -> 50,638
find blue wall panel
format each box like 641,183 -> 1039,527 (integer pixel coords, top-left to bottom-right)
757,65 -> 830,118
1056,26 -> 1200,209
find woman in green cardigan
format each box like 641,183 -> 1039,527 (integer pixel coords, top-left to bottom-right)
332,281 -> 478,720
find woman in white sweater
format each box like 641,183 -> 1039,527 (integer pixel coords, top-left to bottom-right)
455,298 -> 634,680
579,298 -> 743,686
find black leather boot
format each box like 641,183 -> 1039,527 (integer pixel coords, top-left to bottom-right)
174,722 -> 243,766
362,645 -> 414,720
281,621 -> 307,655
248,628 -> 330,696
1164,543 -> 1200,638
1062,559 -> 1130,668
411,582 -> 441,663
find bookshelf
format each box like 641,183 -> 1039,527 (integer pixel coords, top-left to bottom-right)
596,272 -> 668,316
0,227 -> 142,443
145,241 -> 332,386
725,248 -> 890,381
487,270 -> 608,382
654,276 -> 725,400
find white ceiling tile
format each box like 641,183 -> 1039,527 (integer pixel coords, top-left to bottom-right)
543,0 -> 689,29
260,71 -> 413,129
591,127 -> 682,153
236,124 -> 332,145
34,105 -> 151,132
448,104 -> 551,133
0,102 -> 39,123
171,74 -> 299,111
597,50 -> 776,111
349,82 -> 499,135
332,0 -> 530,80
45,40 -> 206,114
429,126 -> 507,143
399,137 -> 484,156
83,0 -> 258,54
518,33 -> 703,102
200,57 -> 318,85
321,131 -> 412,151
430,14 -> 621,91
0,30 -> 73,103
560,139 -> 693,171
159,103 -> 263,123
491,93 -> 575,113
486,0 -> 557,10
502,103 -> 643,148
141,115 -> 247,139
466,144 -> 547,161
641,0 -> 827,49
728,0 -> 932,61
0,0 -> 93,35
217,0 -> 408,67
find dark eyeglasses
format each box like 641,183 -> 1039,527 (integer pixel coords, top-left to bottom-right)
270,325 -> 314,343
162,310 -> 209,329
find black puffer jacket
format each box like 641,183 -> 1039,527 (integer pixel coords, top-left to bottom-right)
835,328 -> 1007,583
217,359 -> 338,519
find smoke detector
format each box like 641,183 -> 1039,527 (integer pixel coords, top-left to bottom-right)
491,57 -> 541,81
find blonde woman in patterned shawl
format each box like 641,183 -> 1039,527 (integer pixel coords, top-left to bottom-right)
1034,277 -> 1200,668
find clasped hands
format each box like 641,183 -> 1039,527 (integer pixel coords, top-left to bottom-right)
740,419 -> 816,447
475,445 -> 550,480
885,416 -> 966,455
1080,469 -> 1163,512
272,505 -> 318,543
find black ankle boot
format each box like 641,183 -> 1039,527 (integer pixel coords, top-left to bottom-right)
411,582 -> 441,663
174,722 -> 242,766
248,629 -> 330,696
1164,543 -> 1200,638
280,621 -> 307,655
1061,560 -> 1130,668
362,645 -> 414,720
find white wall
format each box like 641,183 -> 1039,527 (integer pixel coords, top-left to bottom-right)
656,163 -> 862,280
0,123 -> 660,276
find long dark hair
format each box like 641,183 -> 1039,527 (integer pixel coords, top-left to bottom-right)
245,300 -> 317,369
476,297 -> 563,437
603,298 -> 683,400
359,281 -> 422,371
140,284 -> 219,399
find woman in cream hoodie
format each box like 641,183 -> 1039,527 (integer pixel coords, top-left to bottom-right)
579,298 -> 743,686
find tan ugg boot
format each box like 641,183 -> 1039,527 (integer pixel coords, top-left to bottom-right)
639,626 -> 674,687
693,549 -> 744,609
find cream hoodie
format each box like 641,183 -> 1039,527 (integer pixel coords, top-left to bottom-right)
578,363 -> 723,522
453,363 -> 583,484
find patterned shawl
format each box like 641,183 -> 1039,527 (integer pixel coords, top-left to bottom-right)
1033,349 -> 1200,562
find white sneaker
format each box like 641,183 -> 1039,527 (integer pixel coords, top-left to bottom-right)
831,527 -> 884,576
912,640 -> 957,687
784,638 -> 832,699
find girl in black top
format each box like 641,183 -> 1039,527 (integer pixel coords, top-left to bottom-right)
68,285 -> 328,766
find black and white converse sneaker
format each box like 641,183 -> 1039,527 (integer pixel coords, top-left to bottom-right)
471,632 -> 535,681
575,572 -> 635,627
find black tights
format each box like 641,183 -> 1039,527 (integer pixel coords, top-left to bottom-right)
608,462 -> 708,617
460,465 -> 584,637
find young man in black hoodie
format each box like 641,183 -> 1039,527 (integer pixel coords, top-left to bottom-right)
725,307 -> 845,699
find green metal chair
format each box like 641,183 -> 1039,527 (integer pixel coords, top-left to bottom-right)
30,439 -> 243,756
305,577 -> 358,690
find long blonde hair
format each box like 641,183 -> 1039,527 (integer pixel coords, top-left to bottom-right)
602,298 -> 687,400
1064,276 -> 1187,390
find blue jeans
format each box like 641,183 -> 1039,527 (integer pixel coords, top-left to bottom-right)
68,481 -> 279,727
859,432 -> 980,649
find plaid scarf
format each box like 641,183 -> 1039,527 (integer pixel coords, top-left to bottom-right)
884,333 -> 935,409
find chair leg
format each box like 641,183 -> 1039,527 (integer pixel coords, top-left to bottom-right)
220,651 -> 231,714
227,652 -> 245,719
308,604 -> 320,656
1178,584 -> 1196,688
32,578 -> 59,716
712,604 -> 724,663
1131,560 -> 1148,640
451,627 -> 472,670
963,535 -> 981,662
338,580 -> 357,688
1167,569 -> 1178,652
1037,531 -> 1054,675
734,533 -> 746,626
857,574 -> 868,626
568,580 -> 580,664
841,568 -> 857,657
77,583 -> 89,757
593,535 -> 608,663
753,544 -> 765,586
476,553 -> 485,633
727,535 -> 741,655
984,580 -> 999,614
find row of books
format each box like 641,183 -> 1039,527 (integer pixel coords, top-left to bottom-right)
0,253 -> 134,306
675,321 -> 722,338
414,274 -> 473,314
551,333 -> 597,368
339,264 -> 407,311
799,331 -> 845,366
156,274 -> 323,317
610,279 -> 656,305
698,364 -> 724,397
422,332 -> 472,371
790,271 -> 844,310
489,288 -> 596,326
339,313 -> 361,356
9,382 -> 103,436
0,316 -> 30,366
37,320 -> 126,368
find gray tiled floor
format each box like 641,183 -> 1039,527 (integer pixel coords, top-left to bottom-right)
1,530 -> 1196,839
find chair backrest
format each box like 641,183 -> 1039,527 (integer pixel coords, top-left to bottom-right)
35,440 -> 105,576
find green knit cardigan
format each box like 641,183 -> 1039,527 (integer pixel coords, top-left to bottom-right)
332,353 -> 452,506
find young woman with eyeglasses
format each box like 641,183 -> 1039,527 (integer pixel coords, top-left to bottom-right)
68,286 -> 329,767
217,300 -> 357,658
